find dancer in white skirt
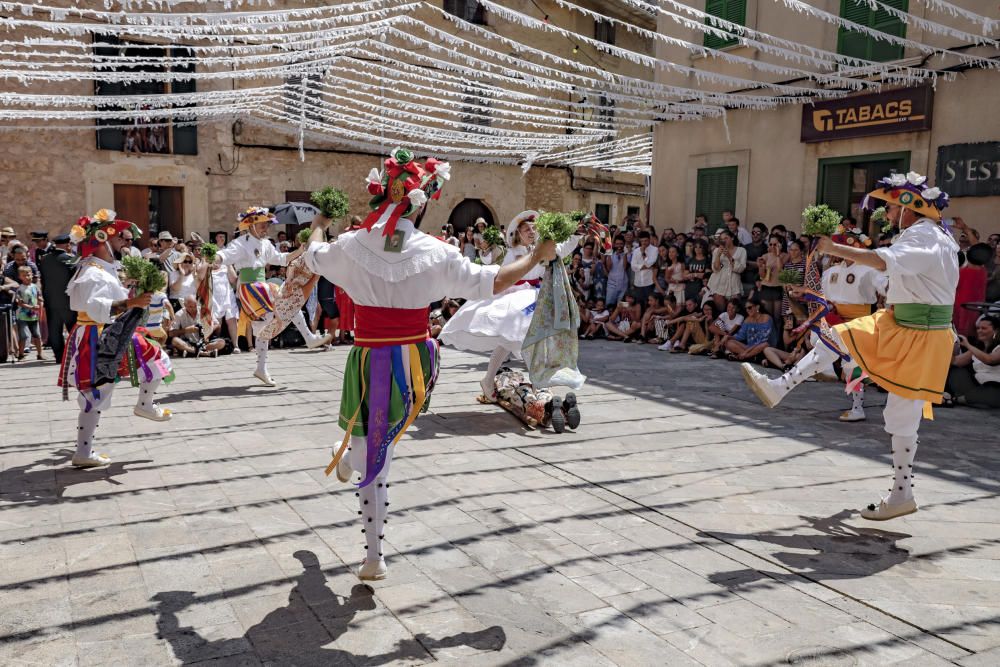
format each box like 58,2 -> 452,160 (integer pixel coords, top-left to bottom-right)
440,211 -> 581,400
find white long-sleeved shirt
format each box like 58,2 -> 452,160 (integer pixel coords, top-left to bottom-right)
66,256 -> 128,323
822,263 -> 887,305
217,234 -> 290,273
630,244 -> 658,288
501,236 -> 582,281
304,219 -> 499,308
874,219 -> 959,306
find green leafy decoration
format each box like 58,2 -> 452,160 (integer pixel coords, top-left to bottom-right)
310,187 -> 350,220
296,228 -> 313,245
200,242 -> 218,262
121,255 -> 167,295
777,268 -> 804,285
482,225 -> 504,247
801,204 -> 842,237
534,211 -> 577,243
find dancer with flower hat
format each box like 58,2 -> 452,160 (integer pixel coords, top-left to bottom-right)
216,206 -> 331,386
742,171 -> 957,520
59,209 -> 175,468
302,148 -> 558,580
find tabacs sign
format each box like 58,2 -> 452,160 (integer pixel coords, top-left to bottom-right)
801,86 -> 933,143
936,143 -> 1000,198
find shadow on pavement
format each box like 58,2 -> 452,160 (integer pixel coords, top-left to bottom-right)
0,449 -> 152,506
701,510 -> 911,586
154,550 -> 506,665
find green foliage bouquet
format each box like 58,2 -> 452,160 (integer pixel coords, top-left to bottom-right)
534,211 -> 577,243
777,268 -> 804,285
310,187 -> 350,220
801,204 -> 842,237
121,255 -> 167,295
200,242 -> 218,262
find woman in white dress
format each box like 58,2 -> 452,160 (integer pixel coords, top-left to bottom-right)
440,210 -> 581,400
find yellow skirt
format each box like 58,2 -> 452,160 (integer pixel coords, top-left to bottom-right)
834,309 -> 952,404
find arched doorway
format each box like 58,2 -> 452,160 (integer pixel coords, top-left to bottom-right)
447,199 -> 495,234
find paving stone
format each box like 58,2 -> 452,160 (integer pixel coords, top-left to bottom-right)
2,347 -> 998,664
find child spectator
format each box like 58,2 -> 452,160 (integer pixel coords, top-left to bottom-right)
708,298 -> 744,358
605,293 -> 642,341
638,293 -> 673,344
15,265 -> 43,360
580,298 -> 610,339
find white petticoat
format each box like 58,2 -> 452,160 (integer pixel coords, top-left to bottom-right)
439,285 -> 537,357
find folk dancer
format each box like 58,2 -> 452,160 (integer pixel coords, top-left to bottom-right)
216,207 -> 330,386
742,172 -> 957,520
58,210 -> 174,468
303,149 -> 558,580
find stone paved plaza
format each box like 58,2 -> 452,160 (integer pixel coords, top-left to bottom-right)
2,342 -> 1000,666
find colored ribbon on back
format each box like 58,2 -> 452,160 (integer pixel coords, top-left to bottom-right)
358,346 -> 393,488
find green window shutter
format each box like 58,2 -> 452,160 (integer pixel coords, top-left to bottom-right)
703,0 -> 745,50
838,0 -> 907,62
870,0 -> 907,62
696,166 -> 738,234
819,163 -> 852,215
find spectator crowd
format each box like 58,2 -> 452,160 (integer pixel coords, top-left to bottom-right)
2,208 -> 998,410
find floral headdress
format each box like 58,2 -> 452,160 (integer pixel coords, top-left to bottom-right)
863,171 -> 949,221
237,206 -> 277,231
832,223 -> 872,248
69,209 -> 141,259
362,147 -> 451,237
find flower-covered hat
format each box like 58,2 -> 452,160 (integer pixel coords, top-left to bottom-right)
363,147 -> 451,237
69,209 -> 141,259
863,171 -> 949,221
506,210 -> 539,247
237,206 -> 277,231
832,223 -> 872,248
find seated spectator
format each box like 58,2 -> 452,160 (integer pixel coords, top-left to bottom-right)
724,297 -> 773,361
685,302 -> 720,355
761,313 -> 809,371
708,298 -> 744,358
945,315 -> 1000,408
658,297 -> 701,352
581,299 -> 610,339
638,293 -> 673,344
430,298 -> 461,339
605,293 -> 642,342
169,295 -> 225,358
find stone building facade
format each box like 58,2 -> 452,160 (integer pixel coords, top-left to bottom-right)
651,0 -> 1000,237
0,0 -> 651,244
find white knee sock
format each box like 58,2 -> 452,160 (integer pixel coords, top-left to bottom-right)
482,347 -> 510,397
255,335 -> 269,375
75,386 -> 114,459
887,435 -> 918,504
772,344 -> 839,395
291,310 -> 317,342
136,377 -> 161,411
851,385 -> 865,412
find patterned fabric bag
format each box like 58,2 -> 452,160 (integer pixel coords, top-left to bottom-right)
522,260 -> 586,389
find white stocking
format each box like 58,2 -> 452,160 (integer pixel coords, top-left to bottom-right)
291,310 -> 317,342
136,377 -> 161,411
887,435 -> 918,504
482,346 -> 511,397
771,338 -> 840,395
352,441 -> 394,565
75,385 -> 115,459
252,319 -> 270,375
851,385 -> 865,412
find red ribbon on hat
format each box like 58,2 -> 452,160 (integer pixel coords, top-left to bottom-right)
360,156 -> 428,237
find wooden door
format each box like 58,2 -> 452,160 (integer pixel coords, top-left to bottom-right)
113,184 -> 150,247
158,187 -> 185,241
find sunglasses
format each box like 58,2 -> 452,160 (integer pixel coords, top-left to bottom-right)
769,243 -> 780,247
182,260 -> 193,264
